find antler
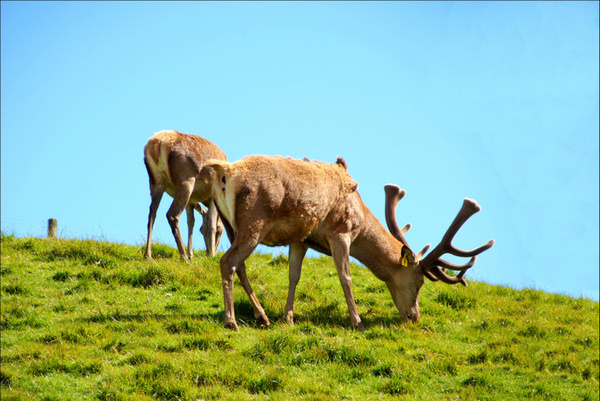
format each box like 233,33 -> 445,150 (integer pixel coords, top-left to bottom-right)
419,199 -> 495,286
383,185 -> 494,286
384,184 -> 411,248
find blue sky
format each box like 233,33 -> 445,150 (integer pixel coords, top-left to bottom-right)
2,1 -> 598,301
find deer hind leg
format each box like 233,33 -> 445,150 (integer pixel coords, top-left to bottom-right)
236,261 -> 270,327
166,178 -> 195,261
329,235 -> 365,331
144,185 -> 164,260
284,243 -> 308,325
185,204 -> 195,260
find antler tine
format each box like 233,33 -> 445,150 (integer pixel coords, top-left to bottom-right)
421,246 -> 470,285
384,184 -> 410,248
420,198 -> 494,279
424,270 -> 439,282
416,244 -> 431,260
449,239 -> 495,258
426,266 -> 468,286
435,255 -> 476,271
400,223 -> 411,235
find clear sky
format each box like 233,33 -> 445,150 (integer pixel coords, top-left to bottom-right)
2,1 -> 598,301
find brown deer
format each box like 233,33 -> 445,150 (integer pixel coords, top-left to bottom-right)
206,155 -> 494,331
143,130 -> 227,260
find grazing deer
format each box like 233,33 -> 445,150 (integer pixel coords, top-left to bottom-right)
143,130 -> 227,260
206,155 -> 494,331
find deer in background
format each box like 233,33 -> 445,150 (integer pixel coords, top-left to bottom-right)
206,155 -> 494,331
143,130 -> 227,260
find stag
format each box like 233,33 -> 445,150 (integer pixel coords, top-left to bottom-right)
206,155 -> 494,331
143,130 -> 227,260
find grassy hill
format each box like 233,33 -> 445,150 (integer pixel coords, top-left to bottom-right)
1,234 -> 598,400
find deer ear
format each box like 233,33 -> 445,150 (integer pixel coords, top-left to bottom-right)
336,156 -> 348,170
400,246 -> 416,267
205,159 -> 229,176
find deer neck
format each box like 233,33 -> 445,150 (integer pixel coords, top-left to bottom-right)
350,208 -> 404,282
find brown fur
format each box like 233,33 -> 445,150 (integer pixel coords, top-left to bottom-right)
206,155 -> 493,331
143,130 -> 227,260
205,156 -> 418,331
208,156 -> 358,244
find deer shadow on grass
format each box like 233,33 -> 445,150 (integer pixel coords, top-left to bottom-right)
78,296 -> 407,331
298,305 -> 409,331
79,298 -> 280,330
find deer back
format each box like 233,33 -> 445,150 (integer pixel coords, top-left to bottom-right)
206,155 -> 358,245
144,130 -> 226,202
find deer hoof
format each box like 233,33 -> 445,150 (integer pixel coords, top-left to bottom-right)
224,321 -> 239,331
257,314 -> 270,328
354,322 -> 365,332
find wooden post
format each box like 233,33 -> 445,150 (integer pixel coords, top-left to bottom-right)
48,219 -> 57,238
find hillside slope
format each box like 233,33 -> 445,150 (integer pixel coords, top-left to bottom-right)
1,235 -> 598,400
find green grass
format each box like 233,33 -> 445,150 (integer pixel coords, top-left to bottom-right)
1,233 -> 598,400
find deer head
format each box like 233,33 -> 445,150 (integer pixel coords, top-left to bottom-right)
382,184 -> 495,321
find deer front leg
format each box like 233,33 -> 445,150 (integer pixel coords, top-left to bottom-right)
285,243 -> 308,325
329,235 -> 365,331
144,186 -> 164,260
166,179 -> 195,261
219,237 -> 260,331
215,217 -> 223,254
200,201 -> 221,257
185,205 -> 195,260
220,265 -> 238,331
